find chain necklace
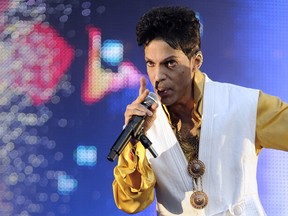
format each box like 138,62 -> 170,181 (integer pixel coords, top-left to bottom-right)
176,126 -> 208,209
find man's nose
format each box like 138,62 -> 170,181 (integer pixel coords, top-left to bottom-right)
155,66 -> 166,82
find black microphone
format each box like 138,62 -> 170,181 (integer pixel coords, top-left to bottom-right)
107,92 -> 158,162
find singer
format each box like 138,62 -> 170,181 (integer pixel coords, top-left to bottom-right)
111,6 -> 288,215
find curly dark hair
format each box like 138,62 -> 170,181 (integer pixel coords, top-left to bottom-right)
136,6 -> 201,59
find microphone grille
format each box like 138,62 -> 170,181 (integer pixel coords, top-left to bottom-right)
147,92 -> 158,104
142,92 -> 158,109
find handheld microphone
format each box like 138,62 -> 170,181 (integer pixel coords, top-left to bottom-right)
107,92 -> 158,162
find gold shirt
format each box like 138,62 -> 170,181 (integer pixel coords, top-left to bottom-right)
112,70 -> 288,213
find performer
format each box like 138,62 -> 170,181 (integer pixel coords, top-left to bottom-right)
112,6 -> 288,215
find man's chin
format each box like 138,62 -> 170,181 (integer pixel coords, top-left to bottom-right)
158,97 -> 174,106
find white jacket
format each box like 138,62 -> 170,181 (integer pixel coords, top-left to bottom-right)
146,76 -> 266,216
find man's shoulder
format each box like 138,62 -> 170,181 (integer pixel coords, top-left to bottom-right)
204,75 -> 259,94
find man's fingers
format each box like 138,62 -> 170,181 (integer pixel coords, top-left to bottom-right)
139,76 -> 147,96
124,77 -> 156,127
124,103 -> 153,125
133,89 -> 149,105
126,104 -> 153,117
151,102 -> 159,111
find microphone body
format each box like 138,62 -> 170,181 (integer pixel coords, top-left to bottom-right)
107,92 -> 158,162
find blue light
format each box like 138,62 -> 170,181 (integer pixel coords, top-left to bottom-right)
101,40 -> 123,66
74,145 -> 97,166
58,175 -> 78,195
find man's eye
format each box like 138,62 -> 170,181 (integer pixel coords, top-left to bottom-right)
146,61 -> 154,67
167,60 -> 177,68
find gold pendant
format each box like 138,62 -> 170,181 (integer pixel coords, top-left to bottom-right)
190,191 -> 208,209
188,159 -> 205,178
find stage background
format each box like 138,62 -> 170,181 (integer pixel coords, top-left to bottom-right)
0,0 -> 287,215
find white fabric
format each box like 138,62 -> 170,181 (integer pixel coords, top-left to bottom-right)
146,75 -> 266,216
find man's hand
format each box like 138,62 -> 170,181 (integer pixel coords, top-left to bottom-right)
124,76 -> 158,133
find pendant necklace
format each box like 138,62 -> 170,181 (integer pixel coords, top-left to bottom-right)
176,126 -> 208,209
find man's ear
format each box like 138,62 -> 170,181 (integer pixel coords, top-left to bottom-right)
194,51 -> 203,70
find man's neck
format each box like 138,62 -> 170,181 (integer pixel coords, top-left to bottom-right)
168,99 -> 194,122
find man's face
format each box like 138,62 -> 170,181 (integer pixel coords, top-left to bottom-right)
144,39 -> 195,106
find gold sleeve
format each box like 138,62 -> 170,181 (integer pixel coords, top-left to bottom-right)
256,91 -> 288,153
112,141 -> 156,213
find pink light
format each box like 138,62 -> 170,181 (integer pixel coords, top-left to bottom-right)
9,23 -> 74,106
82,26 -> 143,104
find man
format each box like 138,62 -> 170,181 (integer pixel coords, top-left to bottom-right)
112,6 -> 288,215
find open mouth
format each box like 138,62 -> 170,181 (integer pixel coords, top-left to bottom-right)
157,88 -> 170,96
155,82 -> 171,97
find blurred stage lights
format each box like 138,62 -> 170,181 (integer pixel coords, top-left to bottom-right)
0,1 -> 75,214
58,174 -> 78,195
74,145 -> 97,166
101,40 -> 123,66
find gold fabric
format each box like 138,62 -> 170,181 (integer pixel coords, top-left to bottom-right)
256,91 -> 288,154
112,70 -> 288,213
